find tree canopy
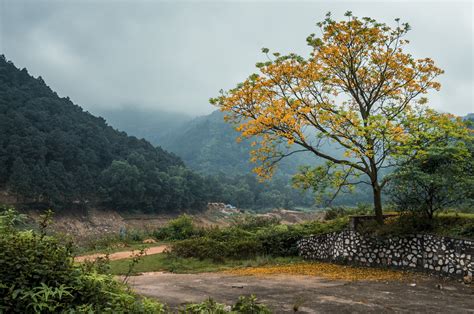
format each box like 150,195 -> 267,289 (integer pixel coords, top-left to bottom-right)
211,13 -> 470,222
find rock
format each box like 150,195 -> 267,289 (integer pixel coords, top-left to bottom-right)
463,275 -> 472,285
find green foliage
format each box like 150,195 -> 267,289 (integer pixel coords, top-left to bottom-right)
388,144 -> 473,219
154,214 -> 204,240
178,295 -> 271,314
170,217 -> 348,261
0,56 -> 210,213
180,298 -> 228,313
358,213 -> 474,239
0,206 -> 27,232
232,295 -> 271,314
0,208 -> 165,312
231,214 -> 280,230
323,204 -> 373,220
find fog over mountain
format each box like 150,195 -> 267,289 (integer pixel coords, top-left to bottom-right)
0,1 -> 472,117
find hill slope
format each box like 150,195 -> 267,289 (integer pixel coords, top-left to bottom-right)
0,56 -> 209,212
95,108 -> 192,145
159,110 -> 323,177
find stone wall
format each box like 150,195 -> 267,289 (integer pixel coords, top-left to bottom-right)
297,231 -> 473,278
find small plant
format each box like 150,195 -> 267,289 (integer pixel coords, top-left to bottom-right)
0,207 -> 26,232
122,248 -> 147,284
38,209 -> 54,237
232,295 -> 271,314
180,297 -> 228,313
81,254 -> 111,274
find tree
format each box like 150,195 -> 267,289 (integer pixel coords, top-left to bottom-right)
99,160 -> 145,211
9,158 -> 32,201
211,12 -> 469,223
389,144 -> 473,220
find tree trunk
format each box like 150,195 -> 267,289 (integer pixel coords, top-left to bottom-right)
373,184 -> 384,224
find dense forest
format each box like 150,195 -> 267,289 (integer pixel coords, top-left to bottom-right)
0,56 -> 321,212
0,56 -> 210,212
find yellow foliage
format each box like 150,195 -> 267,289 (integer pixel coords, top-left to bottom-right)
225,262 -> 416,282
211,13 -> 467,195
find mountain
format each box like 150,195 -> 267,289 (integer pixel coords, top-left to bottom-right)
102,111 -> 370,208
95,108 -> 192,145
158,110 -> 324,177
0,56 -> 210,212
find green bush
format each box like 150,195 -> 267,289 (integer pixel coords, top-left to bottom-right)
171,236 -> 261,262
0,208 -> 165,312
231,214 -> 280,230
170,217 -> 348,261
154,214 -> 203,240
178,295 -> 271,314
232,295 -> 271,314
180,297 -> 228,313
358,213 -> 474,239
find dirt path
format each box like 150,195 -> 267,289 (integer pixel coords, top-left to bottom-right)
75,245 -> 168,262
127,272 -> 474,313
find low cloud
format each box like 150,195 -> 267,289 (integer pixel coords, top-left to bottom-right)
0,1 -> 472,116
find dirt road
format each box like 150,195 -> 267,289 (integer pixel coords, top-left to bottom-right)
127,272 -> 474,313
75,245 -> 168,262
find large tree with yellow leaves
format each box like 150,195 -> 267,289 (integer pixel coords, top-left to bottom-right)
211,12 -> 469,223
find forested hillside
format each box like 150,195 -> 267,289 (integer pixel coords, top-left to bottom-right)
0,56 -> 210,212
159,110 -> 321,177
106,109 -> 373,208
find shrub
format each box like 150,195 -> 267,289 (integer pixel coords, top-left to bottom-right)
170,217 -> 348,260
0,208 -> 165,312
358,213 -> 474,239
180,297 -> 228,313
171,236 -> 262,262
179,296 -> 271,314
324,207 -> 347,220
231,214 -> 280,230
154,214 -> 203,240
232,295 -> 271,314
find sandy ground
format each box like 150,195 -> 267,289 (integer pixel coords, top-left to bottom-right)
75,245 -> 168,262
127,272 -> 474,313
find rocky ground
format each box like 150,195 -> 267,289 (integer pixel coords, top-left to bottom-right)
127,272 -> 473,313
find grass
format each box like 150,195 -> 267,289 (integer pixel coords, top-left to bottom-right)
108,253 -> 302,275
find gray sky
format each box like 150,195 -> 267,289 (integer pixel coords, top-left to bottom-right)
0,0 -> 472,116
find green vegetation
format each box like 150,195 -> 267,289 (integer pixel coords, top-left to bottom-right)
179,295 -> 271,314
359,213 -> 474,239
388,144 -> 473,220
157,110 -> 373,209
153,214 -> 205,240
0,56 -> 211,213
167,215 -> 347,261
0,208 -> 165,312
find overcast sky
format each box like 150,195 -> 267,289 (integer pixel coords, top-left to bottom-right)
0,0 -> 472,117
